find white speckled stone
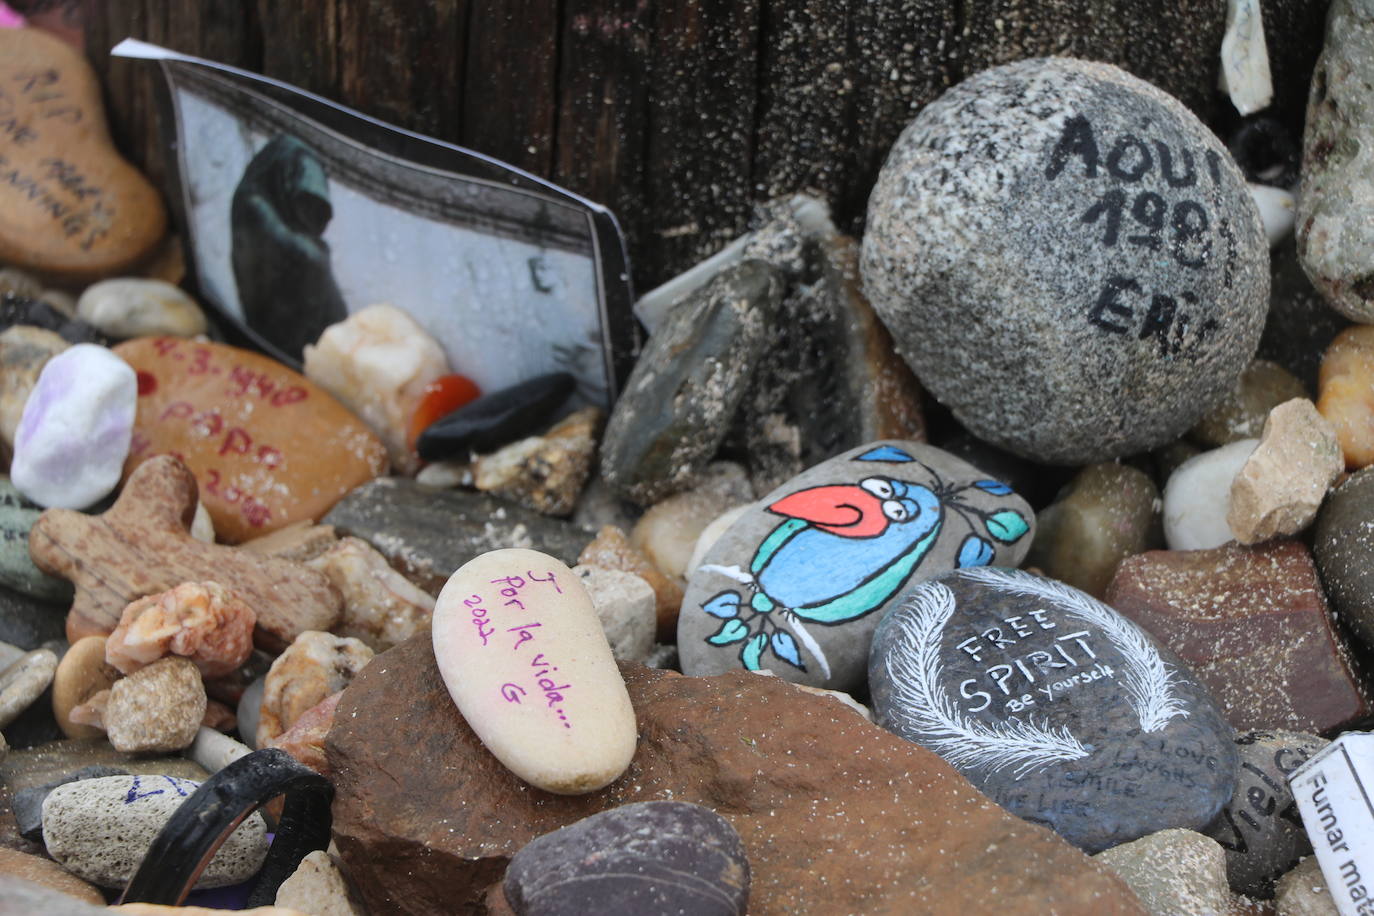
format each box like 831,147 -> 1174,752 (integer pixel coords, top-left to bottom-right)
1163,438 -> 1258,549
42,774 -> 268,888
10,343 -> 136,509
432,548 -> 635,794
862,58 -> 1268,464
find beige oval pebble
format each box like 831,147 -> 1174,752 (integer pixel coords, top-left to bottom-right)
77,278 -> 207,339
51,635 -> 120,739
0,648 -> 57,729
433,548 -> 636,794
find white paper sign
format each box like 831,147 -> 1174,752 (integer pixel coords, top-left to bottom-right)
1289,733 -> 1374,915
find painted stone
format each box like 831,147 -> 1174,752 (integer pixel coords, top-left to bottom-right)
1203,731 -> 1327,897
503,801 -> 749,916
861,58 -> 1268,464
29,455 -> 341,652
869,566 -> 1238,853
115,337 -> 389,543
0,477 -> 71,602
42,774 -> 267,888
0,29 -> 167,280
432,548 -> 636,794
11,343 -> 137,510
678,441 -> 1033,692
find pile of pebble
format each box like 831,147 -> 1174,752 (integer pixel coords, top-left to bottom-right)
6,4 -> 1374,916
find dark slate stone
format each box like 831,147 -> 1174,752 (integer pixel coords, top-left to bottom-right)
0,477 -> 73,602
11,763 -> 128,842
869,566 -> 1238,853
1313,467 -> 1374,651
503,801 -> 749,916
1258,240 -> 1348,395
600,260 -> 783,506
0,582 -> 66,650
1226,116 -> 1301,188
861,58 -> 1269,465
416,372 -> 575,461
1203,730 -> 1326,898
0,294 -> 105,345
321,477 -> 592,595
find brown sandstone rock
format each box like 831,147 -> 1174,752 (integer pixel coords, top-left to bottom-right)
0,29 -> 167,280
1106,541 -> 1371,734
327,636 -> 1147,915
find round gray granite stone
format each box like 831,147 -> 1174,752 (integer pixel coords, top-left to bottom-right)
869,566 -> 1238,853
861,57 -> 1269,464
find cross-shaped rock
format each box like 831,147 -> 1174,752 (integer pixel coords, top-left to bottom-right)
30,455 -> 341,653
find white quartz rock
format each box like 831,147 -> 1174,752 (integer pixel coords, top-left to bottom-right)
1250,184 -> 1296,247
1163,438 -> 1259,550
10,343 -> 137,509
76,278 -> 208,338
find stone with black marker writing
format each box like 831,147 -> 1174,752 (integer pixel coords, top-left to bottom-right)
432,547 -> 635,794
869,566 -> 1237,853
862,57 -> 1268,464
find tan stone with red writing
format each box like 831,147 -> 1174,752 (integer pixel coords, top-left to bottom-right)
115,338 -> 389,543
432,548 -> 636,795
0,29 -> 166,280
29,455 -> 341,653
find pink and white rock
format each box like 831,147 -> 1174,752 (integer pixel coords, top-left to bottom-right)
256,630 -> 373,747
265,690 -> 341,775
432,548 -> 636,794
1228,399 -> 1344,544
105,581 -> 256,678
571,564 -> 656,662
303,304 -> 449,475
42,774 -> 267,888
75,278 -> 207,339
304,536 -> 435,651
103,656 -> 206,753
10,343 -> 136,509
1162,438 -> 1258,550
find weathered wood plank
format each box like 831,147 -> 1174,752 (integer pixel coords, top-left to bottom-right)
461,0 -> 559,176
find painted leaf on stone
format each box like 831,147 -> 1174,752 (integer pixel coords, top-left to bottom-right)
770,631 -> 805,670
708,618 -> 750,645
741,632 -> 769,670
985,510 -> 1030,543
956,535 -> 995,568
702,590 -> 742,619
973,480 -> 1013,496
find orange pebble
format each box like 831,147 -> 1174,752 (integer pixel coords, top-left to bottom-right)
1318,325 -> 1374,470
407,373 -> 481,452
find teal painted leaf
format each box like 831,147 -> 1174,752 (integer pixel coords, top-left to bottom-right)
985,510 -> 1030,543
741,633 -> 769,670
708,619 -> 750,645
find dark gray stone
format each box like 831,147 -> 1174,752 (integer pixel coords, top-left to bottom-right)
0,295 -> 104,346
503,801 -> 748,916
415,372 -> 575,462
1313,467 -> 1374,650
0,478 -> 72,602
11,764 -> 128,842
1258,240 -> 1348,395
321,477 -> 592,596
869,566 -> 1238,853
861,58 -> 1269,465
1203,730 -> 1326,898
600,260 -> 782,506
679,441 -> 1033,692
0,583 -> 65,650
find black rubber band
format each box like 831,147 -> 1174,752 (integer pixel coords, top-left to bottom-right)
118,747 -> 334,907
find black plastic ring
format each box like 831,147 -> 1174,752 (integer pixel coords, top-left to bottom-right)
118,748 -> 334,907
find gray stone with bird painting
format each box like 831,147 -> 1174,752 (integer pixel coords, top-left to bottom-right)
677,440 -> 1033,692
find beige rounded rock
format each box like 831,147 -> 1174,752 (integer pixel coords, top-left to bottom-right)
42,774 -> 267,889
51,635 -> 120,739
630,462 -> 753,581
105,656 -> 206,753
433,548 -> 636,794
76,278 -> 207,339
0,648 -> 57,729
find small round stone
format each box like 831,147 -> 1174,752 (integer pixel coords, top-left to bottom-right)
51,635 -> 119,740
104,656 -> 207,753
861,58 -> 1268,464
75,278 -> 208,340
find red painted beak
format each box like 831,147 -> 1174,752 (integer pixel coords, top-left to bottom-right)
767,485 -> 889,538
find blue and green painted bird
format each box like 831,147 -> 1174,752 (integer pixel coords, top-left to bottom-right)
699,445 -> 1029,675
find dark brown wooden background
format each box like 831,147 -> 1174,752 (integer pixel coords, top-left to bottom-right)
66,0 -> 1328,294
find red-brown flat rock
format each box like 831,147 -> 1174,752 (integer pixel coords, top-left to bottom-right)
29,455 -> 340,653
1105,540 -> 1371,735
0,29 -> 166,280
327,635 -> 1146,915
116,338 -> 388,543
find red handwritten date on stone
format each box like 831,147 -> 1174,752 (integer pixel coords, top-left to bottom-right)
115,338 -> 388,544
433,549 -> 637,794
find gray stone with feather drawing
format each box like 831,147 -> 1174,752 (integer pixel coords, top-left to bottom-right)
869,566 -> 1237,854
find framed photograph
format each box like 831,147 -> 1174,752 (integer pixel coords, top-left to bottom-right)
113,40 -> 636,411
